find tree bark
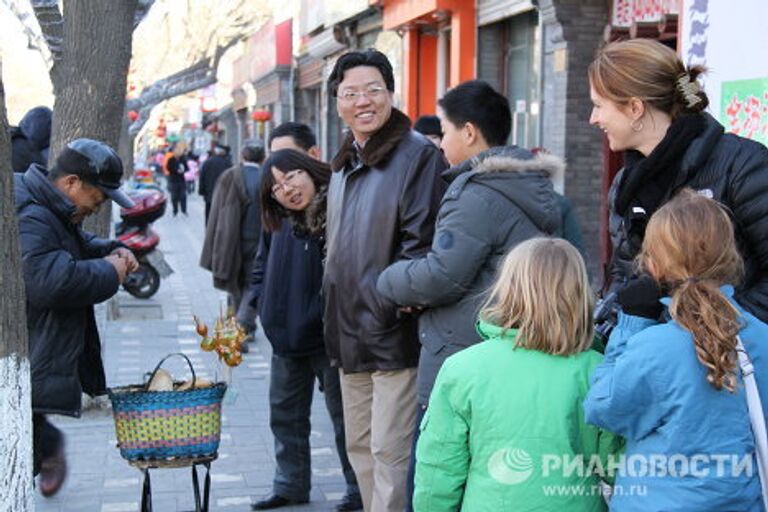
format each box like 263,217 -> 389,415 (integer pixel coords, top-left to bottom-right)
50,0 -> 138,237
0,60 -> 34,511
118,111 -> 134,178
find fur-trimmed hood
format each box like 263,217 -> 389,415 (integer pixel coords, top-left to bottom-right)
442,145 -> 563,235
331,108 -> 412,171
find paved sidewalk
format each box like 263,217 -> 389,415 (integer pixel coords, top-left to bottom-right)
36,193 -> 349,512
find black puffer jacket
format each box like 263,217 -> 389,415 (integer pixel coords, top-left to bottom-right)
249,220 -> 325,358
15,166 -> 121,416
608,113 -> 768,321
324,109 -> 448,372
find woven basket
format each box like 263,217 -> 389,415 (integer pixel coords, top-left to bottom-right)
108,353 -> 227,462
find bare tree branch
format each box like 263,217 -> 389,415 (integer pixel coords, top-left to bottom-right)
29,0 -> 63,62
2,0 -> 51,67
126,33 -> 244,137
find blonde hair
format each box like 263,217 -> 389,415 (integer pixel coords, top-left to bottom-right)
640,189 -> 744,392
480,238 -> 594,355
588,38 -> 709,120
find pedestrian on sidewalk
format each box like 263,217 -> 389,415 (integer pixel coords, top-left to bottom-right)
323,49 -> 447,512
249,123 -> 361,512
198,143 -> 232,225
184,151 -> 199,194
11,105 -> 52,172
165,142 -> 188,216
200,140 -> 265,347
589,38 -> 768,336
413,115 -> 442,147
14,139 -> 138,498
585,190 -> 768,511
414,238 -> 621,511
376,80 -> 566,510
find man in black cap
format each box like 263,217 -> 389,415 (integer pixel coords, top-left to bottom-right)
413,115 -> 443,147
14,138 -> 138,497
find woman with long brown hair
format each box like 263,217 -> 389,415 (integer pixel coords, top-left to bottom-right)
585,190 -> 768,511
588,38 -> 768,330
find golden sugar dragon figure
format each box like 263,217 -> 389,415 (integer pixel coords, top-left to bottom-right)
193,314 -> 246,367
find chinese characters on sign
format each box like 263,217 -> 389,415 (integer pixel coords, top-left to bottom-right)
686,0 -> 709,69
612,0 -> 679,27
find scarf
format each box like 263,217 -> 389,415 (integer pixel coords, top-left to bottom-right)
289,185 -> 327,239
615,113 -> 706,218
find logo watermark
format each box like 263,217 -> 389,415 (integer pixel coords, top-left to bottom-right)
487,448 -> 534,484
488,447 -> 754,497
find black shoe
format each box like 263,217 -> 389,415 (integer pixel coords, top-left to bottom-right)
38,445 -> 67,497
336,491 -> 363,511
251,494 -> 309,510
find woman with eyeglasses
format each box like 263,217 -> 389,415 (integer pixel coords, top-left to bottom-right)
248,148 -> 361,511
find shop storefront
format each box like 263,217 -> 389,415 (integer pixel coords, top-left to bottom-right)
477,0 -> 540,149
377,0 -> 476,119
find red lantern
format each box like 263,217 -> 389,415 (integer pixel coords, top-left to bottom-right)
127,110 -> 139,122
251,110 -> 272,122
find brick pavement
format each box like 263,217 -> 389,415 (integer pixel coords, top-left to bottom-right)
35,193 -> 348,512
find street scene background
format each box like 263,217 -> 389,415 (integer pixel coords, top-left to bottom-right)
36,194 -> 344,512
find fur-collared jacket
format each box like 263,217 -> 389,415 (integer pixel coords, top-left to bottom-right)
377,145 -> 563,405
324,108 -> 448,373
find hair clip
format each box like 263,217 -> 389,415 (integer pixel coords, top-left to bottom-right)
676,74 -> 703,109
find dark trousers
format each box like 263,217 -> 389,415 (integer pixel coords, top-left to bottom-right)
168,180 -> 187,215
269,352 -> 358,501
32,413 -> 63,476
233,248 -> 258,333
405,404 -> 427,512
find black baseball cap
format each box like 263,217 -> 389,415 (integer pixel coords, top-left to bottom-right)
54,138 -> 134,208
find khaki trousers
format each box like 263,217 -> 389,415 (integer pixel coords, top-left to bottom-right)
340,368 -> 417,512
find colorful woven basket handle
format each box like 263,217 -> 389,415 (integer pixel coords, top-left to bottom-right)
146,352 -> 196,391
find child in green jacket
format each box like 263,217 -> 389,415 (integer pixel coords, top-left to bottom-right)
414,238 -> 622,511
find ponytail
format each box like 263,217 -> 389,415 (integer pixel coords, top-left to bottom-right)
669,279 -> 740,392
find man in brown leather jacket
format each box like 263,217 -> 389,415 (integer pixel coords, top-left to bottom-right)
323,49 -> 447,512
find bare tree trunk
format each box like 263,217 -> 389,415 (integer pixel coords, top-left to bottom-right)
118,112 -> 134,178
50,0 -> 138,237
0,61 -> 34,511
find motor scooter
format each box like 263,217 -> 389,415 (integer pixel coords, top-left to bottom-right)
117,188 -> 173,299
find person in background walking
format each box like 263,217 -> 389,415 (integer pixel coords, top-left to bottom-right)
15,139 -> 138,497
11,105 -> 52,172
415,238 -> 621,511
585,190 -> 768,511
588,38 -> 768,331
377,80 -> 565,510
165,143 -> 188,216
413,115 -> 442,147
198,143 -> 232,224
200,140 -> 265,352
323,49 -> 447,512
184,150 -> 199,194
249,131 -> 361,511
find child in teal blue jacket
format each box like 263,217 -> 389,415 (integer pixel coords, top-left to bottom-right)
585,190 -> 768,511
